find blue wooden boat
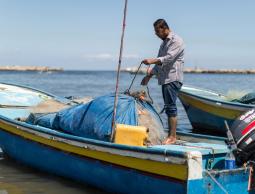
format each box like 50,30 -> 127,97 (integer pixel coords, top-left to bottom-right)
179,85 -> 255,134
0,82 -> 253,194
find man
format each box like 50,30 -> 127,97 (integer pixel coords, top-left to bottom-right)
141,19 -> 184,144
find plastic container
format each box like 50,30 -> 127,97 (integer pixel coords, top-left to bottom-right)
225,151 -> 236,169
114,124 -> 149,146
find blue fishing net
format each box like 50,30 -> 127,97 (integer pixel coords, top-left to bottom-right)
26,93 -> 163,142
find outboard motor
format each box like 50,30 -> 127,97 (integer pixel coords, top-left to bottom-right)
229,109 -> 255,164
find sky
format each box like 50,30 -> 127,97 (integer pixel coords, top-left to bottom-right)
0,0 -> 255,70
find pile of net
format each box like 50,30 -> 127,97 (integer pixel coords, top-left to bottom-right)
231,92 -> 255,104
26,94 -> 164,145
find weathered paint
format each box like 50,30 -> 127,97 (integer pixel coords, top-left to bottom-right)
186,151 -> 203,180
187,169 -> 250,194
0,129 -> 187,194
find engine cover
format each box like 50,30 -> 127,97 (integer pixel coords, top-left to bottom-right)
230,109 -> 255,163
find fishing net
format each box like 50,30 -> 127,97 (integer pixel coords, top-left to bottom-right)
225,90 -> 250,101
231,92 -> 255,104
29,97 -> 93,114
26,94 -> 164,145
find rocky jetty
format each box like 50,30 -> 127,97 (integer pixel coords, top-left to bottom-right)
122,67 -> 255,74
0,65 -> 63,72
184,68 -> 255,74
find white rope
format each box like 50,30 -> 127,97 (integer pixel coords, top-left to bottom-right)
192,157 -> 228,194
204,170 -> 228,194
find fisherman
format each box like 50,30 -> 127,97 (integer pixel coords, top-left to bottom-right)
141,19 -> 184,144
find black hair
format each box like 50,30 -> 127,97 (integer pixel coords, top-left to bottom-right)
153,19 -> 169,29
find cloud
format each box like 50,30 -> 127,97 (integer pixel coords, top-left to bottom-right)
81,53 -> 140,61
123,54 -> 140,59
82,53 -> 115,61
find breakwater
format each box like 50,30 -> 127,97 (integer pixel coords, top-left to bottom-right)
122,67 -> 255,74
0,66 -> 63,72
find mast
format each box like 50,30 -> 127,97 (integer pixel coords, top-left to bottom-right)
111,0 -> 128,141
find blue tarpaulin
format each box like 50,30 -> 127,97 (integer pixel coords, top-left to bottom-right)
27,93 -> 162,142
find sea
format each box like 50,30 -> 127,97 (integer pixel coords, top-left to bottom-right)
0,70 -> 255,194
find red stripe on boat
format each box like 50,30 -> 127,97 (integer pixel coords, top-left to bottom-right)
242,121 -> 255,135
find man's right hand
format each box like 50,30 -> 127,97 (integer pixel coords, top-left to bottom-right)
141,75 -> 152,85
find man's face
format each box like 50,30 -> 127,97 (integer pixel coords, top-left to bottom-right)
154,26 -> 167,40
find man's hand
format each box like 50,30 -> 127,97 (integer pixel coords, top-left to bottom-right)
141,75 -> 152,85
142,58 -> 161,65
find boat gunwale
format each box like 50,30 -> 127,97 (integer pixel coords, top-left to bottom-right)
0,82 -> 71,105
0,115 -> 189,158
0,113 -> 228,159
180,85 -> 255,109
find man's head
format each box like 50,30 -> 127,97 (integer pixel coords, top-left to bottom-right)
153,19 -> 170,40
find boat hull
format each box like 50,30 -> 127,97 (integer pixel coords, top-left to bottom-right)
0,131 -> 186,193
0,117 -> 252,194
179,87 -> 254,134
0,125 -> 187,194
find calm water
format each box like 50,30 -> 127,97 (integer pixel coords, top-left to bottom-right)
0,71 -> 255,193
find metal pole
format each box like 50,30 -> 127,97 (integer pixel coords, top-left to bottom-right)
111,0 -> 128,142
